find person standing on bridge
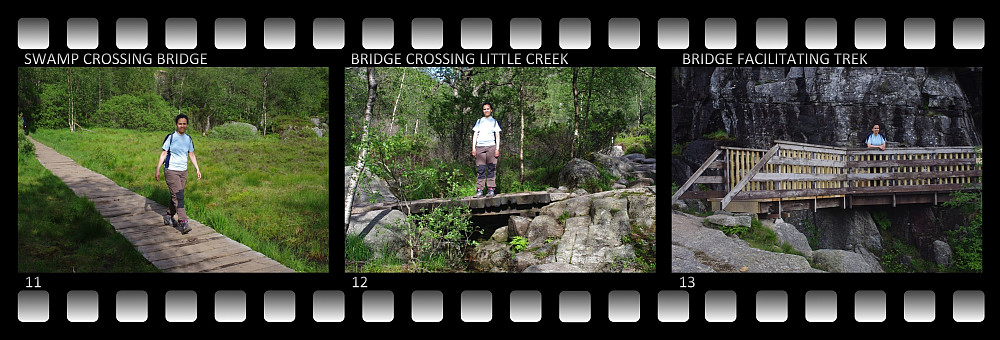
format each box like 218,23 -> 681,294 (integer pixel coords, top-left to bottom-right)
472,102 -> 502,198
866,124 -> 887,151
155,114 -> 202,234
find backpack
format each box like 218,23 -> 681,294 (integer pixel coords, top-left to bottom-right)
162,134 -> 173,170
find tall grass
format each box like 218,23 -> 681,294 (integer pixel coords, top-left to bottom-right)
30,128 -> 330,272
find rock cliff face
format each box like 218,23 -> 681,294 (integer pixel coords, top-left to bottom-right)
672,67 -> 982,186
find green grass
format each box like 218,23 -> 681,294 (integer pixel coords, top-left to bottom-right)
18,130 -> 159,273
30,128 -> 330,272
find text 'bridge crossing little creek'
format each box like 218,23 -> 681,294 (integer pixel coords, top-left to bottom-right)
672,140 -> 981,214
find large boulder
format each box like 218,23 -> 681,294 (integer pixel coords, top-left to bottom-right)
706,214 -> 753,228
558,158 -> 602,190
765,220 -> 814,257
344,166 -> 397,205
591,152 -> 635,179
932,240 -> 953,266
811,249 -> 884,273
346,209 -> 407,258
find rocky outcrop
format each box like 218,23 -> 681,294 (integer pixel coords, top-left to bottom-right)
472,187 -> 657,273
677,207 -> 894,273
673,211 -> 821,273
812,249 -> 883,273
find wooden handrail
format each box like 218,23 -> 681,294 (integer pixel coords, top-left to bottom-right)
704,141 -> 982,210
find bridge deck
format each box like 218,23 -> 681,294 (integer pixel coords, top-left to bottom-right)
350,191 -> 568,216
673,140 -> 981,212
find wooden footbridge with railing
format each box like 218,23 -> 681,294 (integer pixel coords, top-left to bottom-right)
672,140 -> 981,214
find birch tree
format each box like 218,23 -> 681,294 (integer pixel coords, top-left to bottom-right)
345,67 -> 378,232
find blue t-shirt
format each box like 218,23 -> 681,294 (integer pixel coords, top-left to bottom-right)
162,132 -> 195,171
866,133 -> 886,146
473,117 -> 502,147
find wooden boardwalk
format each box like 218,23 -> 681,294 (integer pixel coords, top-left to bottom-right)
673,140 -> 981,214
28,137 -> 295,273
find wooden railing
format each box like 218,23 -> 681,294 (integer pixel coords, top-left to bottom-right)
672,140 -> 981,210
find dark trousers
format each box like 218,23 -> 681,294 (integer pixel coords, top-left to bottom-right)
165,169 -> 189,221
474,145 -> 497,190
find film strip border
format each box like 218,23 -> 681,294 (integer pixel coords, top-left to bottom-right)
17,17 -> 986,51
17,289 -> 988,323
15,14 -> 988,328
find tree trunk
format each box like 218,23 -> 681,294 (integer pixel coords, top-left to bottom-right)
262,69 -> 270,137
345,67 -> 378,232
519,69 -> 525,182
389,69 -> 405,133
67,69 -> 75,132
571,67 -> 579,159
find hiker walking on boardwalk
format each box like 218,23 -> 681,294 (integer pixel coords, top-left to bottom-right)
471,102 -> 502,198
155,114 -> 202,234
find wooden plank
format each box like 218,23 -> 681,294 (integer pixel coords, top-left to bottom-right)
848,169 -> 980,181
721,144 -> 780,210
752,173 -> 844,182
774,143 -> 848,155
693,176 -> 724,184
849,147 -> 976,156
672,149 -> 723,205
678,190 -> 727,199
768,156 -> 846,168
848,158 -> 977,168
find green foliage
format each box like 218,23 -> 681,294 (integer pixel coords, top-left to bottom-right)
392,203 -> 480,272
617,221 -> 656,273
941,147 -> 981,273
581,168 -> 617,193
20,67 -> 328,134
345,233 -> 373,262
871,211 -> 891,231
557,211 -> 571,224
18,123 -> 34,155
209,122 -> 261,140
703,130 -> 734,141
93,93 -> 176,131
671,142 -> 689,157
616,120 -> 657,157
801,218 -> 821,249
718,224 -> 750,236
509,236 -> 529,253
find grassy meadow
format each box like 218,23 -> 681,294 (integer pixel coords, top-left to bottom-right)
29,128 -> 330,273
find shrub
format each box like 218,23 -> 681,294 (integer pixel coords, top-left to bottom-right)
93,93 -> 176,131
18,123 -> 35,155
209,122 -> 260,140
509,236 -> 529,253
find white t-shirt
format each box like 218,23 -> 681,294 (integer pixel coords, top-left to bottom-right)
473,117 -> 502,147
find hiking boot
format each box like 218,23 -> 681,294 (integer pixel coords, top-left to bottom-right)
179,220 -> 191,234
163,214 -> 174,226
474,189 -> 484,198
486,188 -> 496,197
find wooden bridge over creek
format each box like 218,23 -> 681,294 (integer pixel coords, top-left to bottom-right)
672,140 -> 981,215
350,191 -> 569,217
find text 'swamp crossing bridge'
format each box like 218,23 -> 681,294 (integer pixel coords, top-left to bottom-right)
672,141 -> 981,214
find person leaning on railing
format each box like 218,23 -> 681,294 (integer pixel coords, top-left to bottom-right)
866,124 -> 887,151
